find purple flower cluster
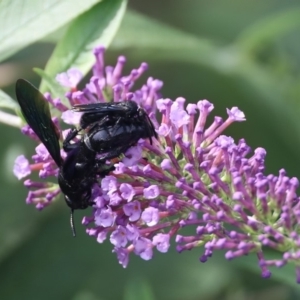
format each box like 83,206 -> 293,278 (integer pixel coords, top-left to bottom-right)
13,46 -> 300,283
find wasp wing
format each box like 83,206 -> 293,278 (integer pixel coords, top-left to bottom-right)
15,79 -> 62,167
74,102 -> 134,129
73,102 -> 128,114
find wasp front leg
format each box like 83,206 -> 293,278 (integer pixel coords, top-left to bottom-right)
63,127 -> 81,152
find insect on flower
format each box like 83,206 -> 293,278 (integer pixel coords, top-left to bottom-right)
11,46 -> 300,283
64,100 -> 158,161
15,79 -> 157,236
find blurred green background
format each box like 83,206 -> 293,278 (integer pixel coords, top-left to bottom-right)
0,0 -> 300,299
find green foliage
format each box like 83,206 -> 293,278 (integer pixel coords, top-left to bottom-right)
0,90 -> 17,111
0,0 -> 300,299
40,0 -> 127,92
0,0 -> 102,61
124,278 -> 155,300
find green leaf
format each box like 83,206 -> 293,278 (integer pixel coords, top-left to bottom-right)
113,10 -> 217,64
0,0 -> 101,62
236,8 -> 300,52
40,0 -> 127,92
34,68 -> 68,101
124,278 -> 155,300
0,89 -> 18,111
113,10 -> 231,76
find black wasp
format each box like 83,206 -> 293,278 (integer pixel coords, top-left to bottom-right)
64,99 -> 157,160
15,79 -> 157,236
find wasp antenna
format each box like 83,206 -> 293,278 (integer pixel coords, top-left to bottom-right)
70,209 -> 76,237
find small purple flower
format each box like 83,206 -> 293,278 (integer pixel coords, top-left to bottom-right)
123,200 -> 141,222
33,143 -> 52,162
110,226 -> 128,247
108,192 -> 122,206
170,98 -> 190,128
119,183 -> 135,201
227,107 -> 246,121
161,159 -> 172,170
157,123 -> 170,137
61,110 -> 82,125
198,99 -> 214,113
126,224 -> 139,241
214,135 -> 234,149
101,176 -> 118,194
94,207 -> 115,227
153,233 -> 170,253
141,207 -> 160,226
93,196 -> 106,208
113,247 -> 129,268
122,146 -> 142,166
96,230 -> 108,243
13,155 -> 31,179
56,68 -> 83,88
156,98 -> 172,112
143,185 -> 160,199
134,237 -> 153,260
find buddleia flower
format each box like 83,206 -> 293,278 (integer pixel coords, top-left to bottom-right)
11,46 -> 300,283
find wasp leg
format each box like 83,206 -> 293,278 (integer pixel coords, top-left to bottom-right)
63,127 -> 81,152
